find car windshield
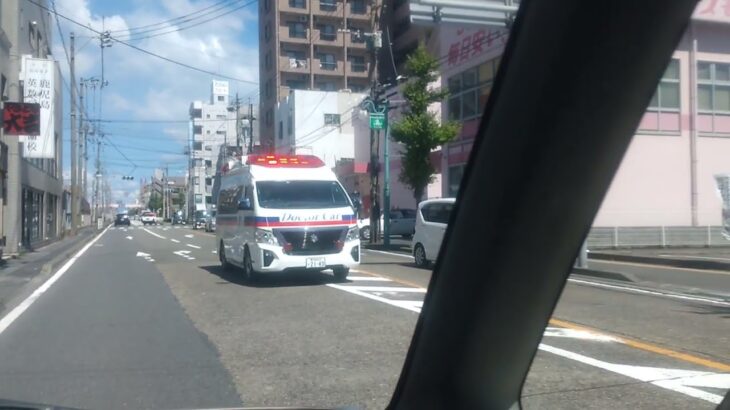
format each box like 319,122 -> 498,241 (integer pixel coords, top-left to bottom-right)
3,1 -> 727,410
256,180 -> 351,209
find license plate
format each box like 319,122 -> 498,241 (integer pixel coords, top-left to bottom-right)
305,257 -> 326,269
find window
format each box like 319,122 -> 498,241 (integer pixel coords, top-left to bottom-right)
194,177 -> 200,185
266,52 -> 272,69
216,130 -> 226,135
349,55 -> 366,72
698,61 -> 730,113
265,23 -> 271,41
349,83 -> 366,92
191,108 -> 202,118
217,95 -> 225,102
289,0 -> 306,8
422,203 -> 453,224
206,114 -> 210,119
351,0 -> 365,13
279,121 -> 284,140
266,79 -> 272,98
205,160 -> 212,167
448,57 -> 500,121
287,80 -> 307,90
193,158 -> 203,167
318,82 -> 336,91
320,0 -> 337,11
318,24 -> 336,41
193,125 -> 203,134
289,22 -> 307,38
205,145 -> 212,151
324,113 -> 341,125
256,181 -> 350,209
206,195 -> 213,204
648,59 -> 680,110
206,177 -> 212,186
448,165 -> 465,197
319,53 -> 336,70
193,141 -> 203,151
287,115 -> 293,135
195,194 -> 203,203
264,0 -> 270,12
286,50 -> 306,60
216,114 -> 227,119
218,185 -> 243,214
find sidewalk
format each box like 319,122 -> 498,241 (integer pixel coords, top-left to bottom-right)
0,227 -> 99,317
589,247 -> 730,270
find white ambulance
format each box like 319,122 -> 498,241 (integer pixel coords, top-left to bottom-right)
216,154 -> 360,281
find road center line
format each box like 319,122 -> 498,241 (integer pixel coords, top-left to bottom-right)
0,225 -> 111,335
171,239 -> 180,243
142,228 -> 167,240
186,244 -> 201,249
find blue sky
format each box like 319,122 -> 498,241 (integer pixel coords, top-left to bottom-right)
53,0 -> 259,204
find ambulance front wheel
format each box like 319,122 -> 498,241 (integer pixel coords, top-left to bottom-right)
333,267 -> 349,282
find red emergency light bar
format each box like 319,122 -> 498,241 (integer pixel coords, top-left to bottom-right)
247,154 -> 325,168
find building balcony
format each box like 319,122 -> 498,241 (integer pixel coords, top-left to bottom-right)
279,25 -> 310,44
280,55 -> 309,72
313,0 -> 344,16
280,0 -> 309,13
314,29 -> 343,45
346,2 -> 370,20
346,33 -> 367,48
348,61 -> 368,76
314,60 -> 344,75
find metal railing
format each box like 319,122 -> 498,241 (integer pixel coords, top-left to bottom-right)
587,226 -> 730,248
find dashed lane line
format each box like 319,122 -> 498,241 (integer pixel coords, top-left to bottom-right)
567,278 -> 730,307
186,244 -> 201,249
142,228 -> 167,240
363,249 -> 414,259
171,239 -> 180,243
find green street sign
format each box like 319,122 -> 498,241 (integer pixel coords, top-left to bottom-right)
369,113 -> 385,130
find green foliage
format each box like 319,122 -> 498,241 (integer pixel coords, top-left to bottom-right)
148,193 -> 162,212
391,45 -> 459,204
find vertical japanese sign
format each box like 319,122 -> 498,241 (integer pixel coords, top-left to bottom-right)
21,57 -> 55,158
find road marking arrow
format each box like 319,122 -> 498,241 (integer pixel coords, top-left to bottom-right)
126,236 -> 133,240
136,251 -> 153,262
184,234 -> 193,238
173,250 -> 195,260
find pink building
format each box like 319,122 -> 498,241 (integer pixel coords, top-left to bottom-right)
440,1 -> 730,228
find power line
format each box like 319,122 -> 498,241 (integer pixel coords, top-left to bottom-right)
27,0 -> 259,85
107,0 -> 241,33
117,0 -> 256,41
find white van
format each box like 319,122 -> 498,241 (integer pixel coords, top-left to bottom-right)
216,154 -> 360,280
412,198 -> 456,267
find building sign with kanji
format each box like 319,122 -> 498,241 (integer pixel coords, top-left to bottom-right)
3,103 -> 41,135
20,57 -> 56,159
694,0 -> 730,22
440,25 -> 508,74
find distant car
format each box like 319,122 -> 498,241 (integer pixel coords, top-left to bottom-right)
412,198 -> 455,267
205,211 -> 217,232
193,210 -> 209,230
358,209 -> 417,240
141,212 -> 158,225
114,213 -> 130,227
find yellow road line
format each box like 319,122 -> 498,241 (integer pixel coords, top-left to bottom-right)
549,318 -> 730,372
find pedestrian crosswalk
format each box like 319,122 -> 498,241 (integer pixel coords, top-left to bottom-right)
328,273 -> 425,314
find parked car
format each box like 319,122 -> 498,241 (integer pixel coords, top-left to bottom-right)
358,209 -> 417,240
141,211 -> 158,225
205,211 -> 217,232
172,212 -> 186,225
193,210 -> 209,230
412,198 -> 456,267
114,213 -> 130,227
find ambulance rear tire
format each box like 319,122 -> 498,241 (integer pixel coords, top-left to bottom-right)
219,241 -> 232,271
333,267 -> 349,282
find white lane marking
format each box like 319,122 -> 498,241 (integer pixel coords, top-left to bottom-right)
212,250 -> 217,254
340,285 -> 426,293
171,239 -> 180,243
327,283 -> 422,313
329,273 -> 728,405
364,249 -> 414,259
135,251 -> 153,262
126,236 -> 133,240
185,234 -> 194,238
186,244 -> 201,249
0,225 -> 111,335
543,327 -> 619,342
174,226 -> 181,229
128,227 -> 135,230
163,228 -> 170,231
142,228 -> 167,240
174,250 -> 195,260
658,254 -> 730,262
347,276 -> 392,281
567,278 -> 730,307
539,343 -> 727,404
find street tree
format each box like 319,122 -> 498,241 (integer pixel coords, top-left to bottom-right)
148,192 -> 162,212
391,45 -> 459,204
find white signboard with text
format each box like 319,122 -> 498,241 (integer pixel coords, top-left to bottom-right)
212,80 -> 229,97
20,57 -> 56,158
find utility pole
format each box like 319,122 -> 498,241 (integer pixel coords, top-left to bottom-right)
70,32 -> 79,235
248,98 -> 255,154
367,25 -> 383,244
235,93 -> 241,148
382,99 -> 391,245
94,140 -> 101,227
79,78 -> 86,205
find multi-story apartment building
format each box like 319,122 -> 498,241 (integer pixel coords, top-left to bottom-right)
258,0 -> 378,146
0,0 -> 64,254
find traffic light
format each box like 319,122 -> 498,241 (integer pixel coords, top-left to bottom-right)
122,176 -> 134,180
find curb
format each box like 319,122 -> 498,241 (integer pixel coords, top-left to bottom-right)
589,252 -> 730,271
572,267 -> 634,282
39,228 -> 99,275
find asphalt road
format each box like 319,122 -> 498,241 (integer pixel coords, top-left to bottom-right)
0,223 -> 726,409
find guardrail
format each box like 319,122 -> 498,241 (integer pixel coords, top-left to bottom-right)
587,226 -> 730,248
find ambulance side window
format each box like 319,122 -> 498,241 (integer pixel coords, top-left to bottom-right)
219,185 -> 243,214
243,185 -> 254,210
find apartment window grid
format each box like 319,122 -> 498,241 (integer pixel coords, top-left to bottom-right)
698,61 -> 730,114
318,24 -> 336,41
349,55 -> 366,72
320,0 -> 337,11
319,53 -> 336,70
324,113 -> 341,125
289,22 -> 307,38
648,59 -> 680,111
448,57 -> 501,122
351,0 -> 366,13
289,0 -> 306,8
